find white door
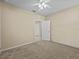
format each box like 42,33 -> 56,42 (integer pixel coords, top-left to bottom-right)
33,20 -> 50,41
33,21 -> 41,40
41,20 -> 50,40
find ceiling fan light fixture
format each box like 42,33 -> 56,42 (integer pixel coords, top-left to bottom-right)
43,4 -> 47,8
33,0 -> 51,11
38,4 -> 43,9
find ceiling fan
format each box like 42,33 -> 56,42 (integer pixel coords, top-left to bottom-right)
33,0 -> 51,11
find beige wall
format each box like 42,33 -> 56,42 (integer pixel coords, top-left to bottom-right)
1,2 -> 44,49
2,1 -> 79,50
49,5 -> 79,48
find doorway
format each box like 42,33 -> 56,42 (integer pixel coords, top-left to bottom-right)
34,20 -> 50,41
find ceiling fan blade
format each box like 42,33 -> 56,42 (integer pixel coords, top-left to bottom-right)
44,4 -> 51,8
33,3 -> 39,6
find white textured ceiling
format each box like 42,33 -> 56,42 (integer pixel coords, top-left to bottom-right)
4,0 -> 79,16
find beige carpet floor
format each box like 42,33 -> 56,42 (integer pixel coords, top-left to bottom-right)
0,40 -> 79,59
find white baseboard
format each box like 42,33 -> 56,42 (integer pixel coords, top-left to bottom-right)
1,40 -> 40,52
52,41 -> 79,49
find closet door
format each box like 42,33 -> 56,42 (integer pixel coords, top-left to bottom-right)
33,21 -> 41,40
41,20 -> 50,40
